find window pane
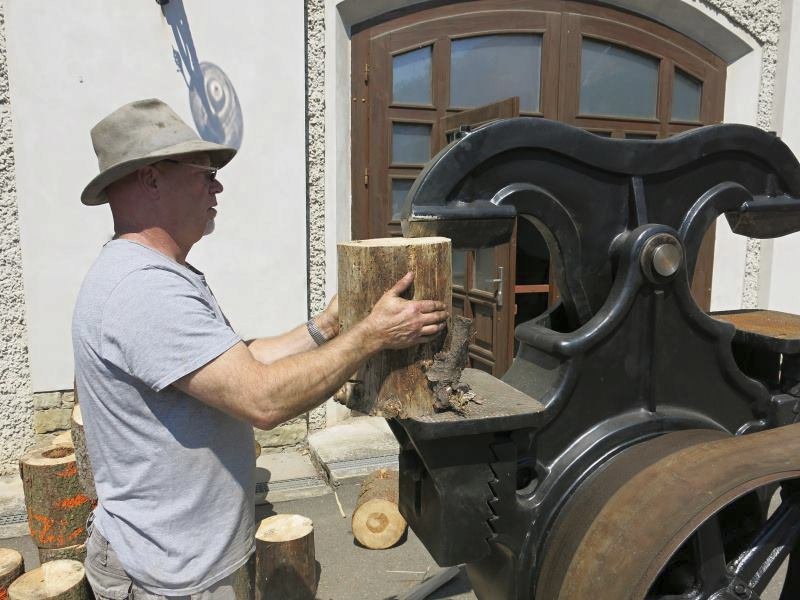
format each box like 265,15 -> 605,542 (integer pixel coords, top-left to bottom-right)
625,132 -> 657,139
393,46 -> 432,105
672,69 -> 702,122
452,250 -> 467,288
391,179 -> 414,220
474,247 -> 496,293
451,34 -> 541,112
580,38 -> 659,119
392,123 -> 431,164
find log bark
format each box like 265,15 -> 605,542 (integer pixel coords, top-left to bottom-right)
230,557 -> 254,600
337,237 -> 472,418
19,446 -> 92,549
69,406 -> 96,505
352,469 -> 407,549
37,543 -> 86,565
8,560 -> 90,600
255,514 -> 316,600
0,548 -> 24,598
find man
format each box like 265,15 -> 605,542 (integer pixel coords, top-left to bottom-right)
72,99 -> 448,599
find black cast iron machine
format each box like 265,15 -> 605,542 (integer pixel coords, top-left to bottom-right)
392,118 -> 800,599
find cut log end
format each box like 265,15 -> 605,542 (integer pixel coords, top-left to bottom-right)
256,514 -> 314,543
8,560 -> 88,600
352,469 -> 407,549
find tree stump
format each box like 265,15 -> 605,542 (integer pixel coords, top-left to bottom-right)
337,237 -> 473,418
8,560 -> 89,600
0,548 -> 24,598
69,406 -> 96,504
37,543 -> 86,565
19,445 -> 92,549
255,514 -> 316,600
352,469 -> 407,549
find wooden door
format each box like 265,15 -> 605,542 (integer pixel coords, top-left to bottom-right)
437,98 -> 521,376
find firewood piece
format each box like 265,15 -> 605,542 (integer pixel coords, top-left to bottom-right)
69,406 -> 96,505
338,237 -> 471,418
8,560 -> 90,600
19,445 -> 92,549
255,514 -> 316,600
37,543 -> 87,564
0,548 -> 24,596
352,469 -> 407,549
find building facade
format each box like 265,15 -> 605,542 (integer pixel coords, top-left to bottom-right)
0,0 -> 797,474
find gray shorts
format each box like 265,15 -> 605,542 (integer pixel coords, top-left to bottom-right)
84,526 -> 252,600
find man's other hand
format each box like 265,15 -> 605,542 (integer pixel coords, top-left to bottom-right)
365,272 -> 448,350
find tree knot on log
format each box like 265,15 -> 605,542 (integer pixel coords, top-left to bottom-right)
423,316 -> 476,414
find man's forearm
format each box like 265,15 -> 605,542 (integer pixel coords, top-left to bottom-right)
246,319 -> 379,427
246,312 -> 339,365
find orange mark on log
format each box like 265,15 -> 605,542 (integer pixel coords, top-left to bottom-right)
0,587 -> 8,600
56,463 -> 77,478
67,525 -> 85,542
55,494 -> 90,510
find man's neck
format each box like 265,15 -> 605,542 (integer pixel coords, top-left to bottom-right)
116,229 -> 189,264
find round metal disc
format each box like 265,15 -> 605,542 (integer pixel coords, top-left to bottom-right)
535,423 -> 800,600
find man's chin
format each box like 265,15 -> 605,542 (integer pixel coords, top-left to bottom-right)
203,218 -> 215,236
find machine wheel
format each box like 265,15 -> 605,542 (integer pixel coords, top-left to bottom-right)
536,424 -> 800,600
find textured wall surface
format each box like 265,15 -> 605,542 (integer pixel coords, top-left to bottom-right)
306,0 -> 328,430
702,0 -> 782,308
0,1 -> 34,475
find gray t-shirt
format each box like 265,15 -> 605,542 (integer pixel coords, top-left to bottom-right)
72,239 -> 255,595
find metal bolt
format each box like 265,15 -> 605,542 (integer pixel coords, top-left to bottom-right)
733,583 -> 746,595
652,243 -> 681,277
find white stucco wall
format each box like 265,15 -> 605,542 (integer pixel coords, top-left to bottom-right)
6,1 -> 307,392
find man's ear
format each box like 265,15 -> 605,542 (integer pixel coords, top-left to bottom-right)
137,165 -> 160,199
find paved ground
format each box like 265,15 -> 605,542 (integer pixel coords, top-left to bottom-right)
262,481 -> 476,600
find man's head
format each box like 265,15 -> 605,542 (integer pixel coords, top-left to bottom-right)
82,99 -> 236,248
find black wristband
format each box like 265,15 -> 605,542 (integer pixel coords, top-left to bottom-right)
306,318 -> 329,346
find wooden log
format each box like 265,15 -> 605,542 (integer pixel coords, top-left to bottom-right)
255,514 -> 316,600
8,560 -> 89,600
0,548 -> 24,598
352,469 -> 407,549
19,445 -> 92,549
37,543 -> 86,564
69,405 -> 96,504
337,237 -> 472,418
230,556 -> 254,600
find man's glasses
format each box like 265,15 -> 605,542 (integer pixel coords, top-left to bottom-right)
161,159 -> 218,183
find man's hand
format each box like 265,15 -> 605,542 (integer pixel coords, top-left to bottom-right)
316,294 -> 339,340
364,272 -> 448,350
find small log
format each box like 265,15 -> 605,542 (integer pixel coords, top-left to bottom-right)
0,548 -> 24,597
8,560 -> 90,600
337,237 -> 472,418
230,557 -> 254,600
352,469 -> 407,549
19,445 -> 92,549
255,514 -> 316,600
37,543 -> 86,564
69,406 -> 96,504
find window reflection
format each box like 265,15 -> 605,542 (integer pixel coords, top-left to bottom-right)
580,38 -> 659,119
672,69 -> 702,122
393,46 -> 432,105
391,123 -> 432,165
451,34 -> 541,112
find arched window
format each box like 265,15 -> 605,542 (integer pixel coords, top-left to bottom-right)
351,0 -> 726,375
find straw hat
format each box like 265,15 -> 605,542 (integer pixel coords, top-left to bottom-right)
81,98 -> 236,205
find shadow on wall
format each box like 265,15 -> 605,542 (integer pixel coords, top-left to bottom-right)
162,0 -> 244,149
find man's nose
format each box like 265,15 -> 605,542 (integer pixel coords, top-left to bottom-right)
211,178 -> 223,194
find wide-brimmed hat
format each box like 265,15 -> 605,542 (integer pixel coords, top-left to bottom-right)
81,98 -> 237,205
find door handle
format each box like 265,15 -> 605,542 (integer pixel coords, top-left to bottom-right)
489,266 -> 504,307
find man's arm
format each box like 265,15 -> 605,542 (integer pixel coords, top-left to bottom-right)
245,296 -> 339,365
173,273 -> 446,429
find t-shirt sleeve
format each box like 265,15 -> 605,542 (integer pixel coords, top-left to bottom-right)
99,267 -> 242,392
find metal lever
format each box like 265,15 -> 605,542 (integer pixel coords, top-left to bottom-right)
490,266 -> 504,307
